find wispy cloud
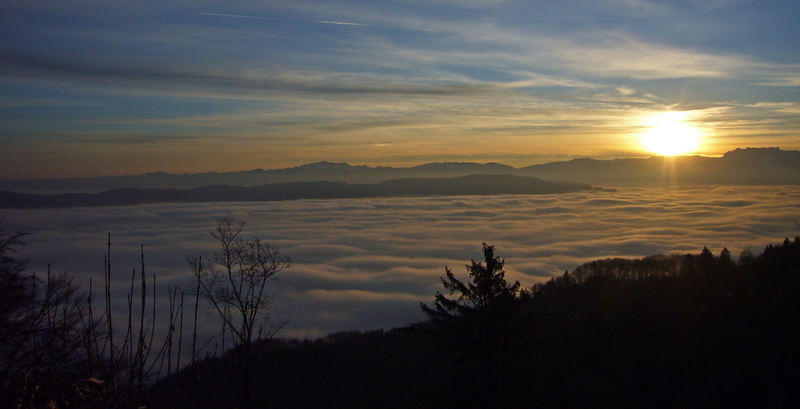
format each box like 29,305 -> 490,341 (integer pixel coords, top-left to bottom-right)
198,11 -> 272,20
198,11 -> 365,26
614,0 -> 672,15
0,49 -> 488,97
316,20 -> 365,26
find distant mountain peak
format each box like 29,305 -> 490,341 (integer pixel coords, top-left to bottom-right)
412,161 -> 515,170
724,147 -> 781,157
723,147 -> 799,163
295,161 -> 354,170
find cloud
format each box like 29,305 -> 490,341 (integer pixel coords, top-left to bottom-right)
0,49 -> 492,98
3,186 -> 798,341
613,0 -> 672,16
690,0 -> 752,11
293,8 -> 769,80
756,75 -> 800,87
198,11 -> 365,26
198,11 -> 273,20
316,20 -> 365,26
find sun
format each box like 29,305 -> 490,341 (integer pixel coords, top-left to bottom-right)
640,111 -> 701,156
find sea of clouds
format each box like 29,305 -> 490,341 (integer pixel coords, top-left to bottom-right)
3,185 -> 799,342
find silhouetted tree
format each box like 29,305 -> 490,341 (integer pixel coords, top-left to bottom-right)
0,224 -> 98,408
719,247 -> 734,274
192,217 -> 290,409
421,243 -> 522,409
698,246 -> 715,274
0,227 -> 28,342
421,243 -> 520,323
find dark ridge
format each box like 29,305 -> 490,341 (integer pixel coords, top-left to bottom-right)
0,174 -> 592,208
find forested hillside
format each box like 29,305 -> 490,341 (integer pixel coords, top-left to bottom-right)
3,221 -> 799,408
150,237 -> 800,409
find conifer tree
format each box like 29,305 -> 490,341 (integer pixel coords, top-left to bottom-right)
421,243 -> 520,323
420,243 -> 522,409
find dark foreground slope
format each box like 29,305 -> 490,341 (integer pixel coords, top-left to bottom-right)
153,237 -> 800,409
0,174 -> 591,208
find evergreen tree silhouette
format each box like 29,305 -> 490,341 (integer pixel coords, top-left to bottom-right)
421,243 -> 520,322
420,243 -> 522,409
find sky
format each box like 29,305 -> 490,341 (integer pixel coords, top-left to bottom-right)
1,0 -> 798,178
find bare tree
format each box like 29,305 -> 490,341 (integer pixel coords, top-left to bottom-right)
0,224 -> 99,407
192,217 -> 290,408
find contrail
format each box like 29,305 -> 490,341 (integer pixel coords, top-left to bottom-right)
198,11 -> 365,26
317,20 -> 365,26
198,12 -> 270,20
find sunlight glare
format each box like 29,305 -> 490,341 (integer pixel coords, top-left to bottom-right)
640,111 -> 701,156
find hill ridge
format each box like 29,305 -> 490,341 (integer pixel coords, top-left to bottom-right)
0,174 -> 592,208
1,147 -> 798,192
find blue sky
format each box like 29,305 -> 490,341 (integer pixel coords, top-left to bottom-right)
1,0 -> 798,177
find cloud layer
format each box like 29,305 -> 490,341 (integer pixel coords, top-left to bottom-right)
4,186 -> 798,340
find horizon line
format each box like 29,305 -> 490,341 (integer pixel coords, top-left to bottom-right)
0,147 -> 789,181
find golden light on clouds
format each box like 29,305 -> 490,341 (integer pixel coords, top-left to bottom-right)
640,111 -> 703,156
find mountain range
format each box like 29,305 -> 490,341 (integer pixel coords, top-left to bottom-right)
1,147 -> 798,194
